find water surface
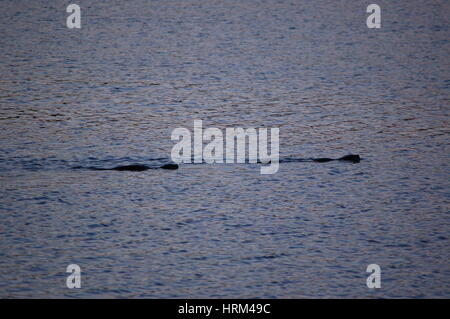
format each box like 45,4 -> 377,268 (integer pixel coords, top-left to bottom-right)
0,0 -> 449,298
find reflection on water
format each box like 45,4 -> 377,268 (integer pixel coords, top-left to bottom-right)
0,0 -> 449,298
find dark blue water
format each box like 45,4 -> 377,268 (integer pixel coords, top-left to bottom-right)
0,0 -> 449,298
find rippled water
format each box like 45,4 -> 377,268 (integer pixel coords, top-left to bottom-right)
0,0 -> 449,298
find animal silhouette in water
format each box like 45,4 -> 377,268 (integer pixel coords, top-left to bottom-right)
312,154 -> 360,163
259,154 -> 361,164
75,163 -> 179,171
74,154 -> 360,171
110,163 -> 179,171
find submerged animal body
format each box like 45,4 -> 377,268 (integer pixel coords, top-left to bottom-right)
313,154 -> 361,163
159,163 -> 179,170
110,163 -> 179,171
75,163 -> 179,171
261,154 -> 361,164
72,154 -> 360,171
111,164 -> 151,171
